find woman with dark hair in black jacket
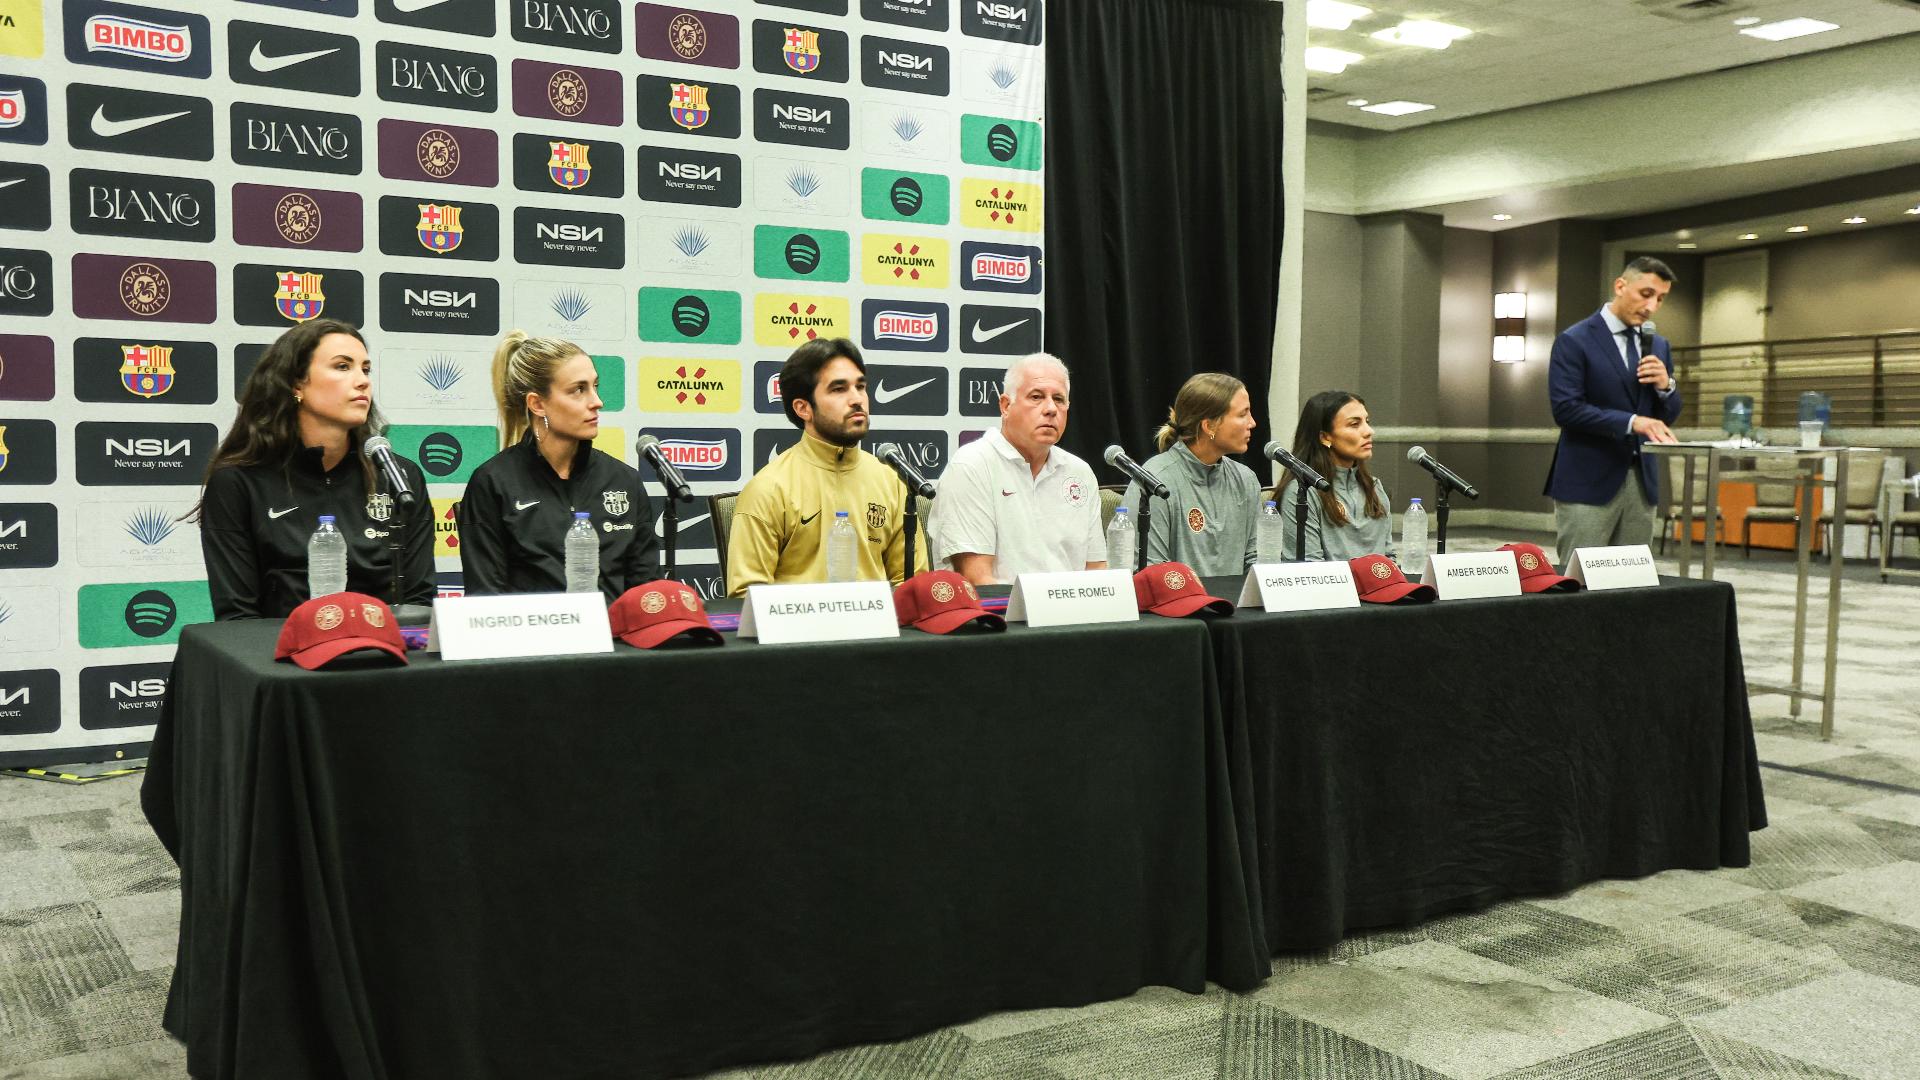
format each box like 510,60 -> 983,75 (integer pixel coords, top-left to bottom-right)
191,319 -> 435,620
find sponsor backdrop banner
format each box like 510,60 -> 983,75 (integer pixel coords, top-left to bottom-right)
0,0 -> 1046,765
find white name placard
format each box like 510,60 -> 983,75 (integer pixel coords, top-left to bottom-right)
1427,551 -> 1523,600
427,592 -> 614,661
1005,569 -> 1139,627
1235,562 -> 1361,612
1568,544 -> 1660,590
737,581 -> 899,644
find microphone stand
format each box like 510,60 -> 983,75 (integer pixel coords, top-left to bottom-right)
1292,478 -> 1309,564
661,491 -> 681,582
1434,480 -> 1452,558
900,475 -> 920,583
386,492 -> 432,627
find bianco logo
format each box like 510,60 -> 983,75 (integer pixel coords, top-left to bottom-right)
979,2 -> 1029,20
405,289 -> 478,309
659,439 -> 728,471
660,162 -> 721,181
86,15 -> 192,62
878,51 -> 933,71
874,311 -> 938,341
972,253 -> 1031,283
537,223 -> 604,242
0,687 -> 27,708
1,266 -> 38,300
88,186 -> 203,228
106,437 -> 191,457
523,0 -> 612,39
389,59 -> 488,98
967,378 -> 1002,405
899,442 -> 943,470
772,104 -> 833,125
246,120 -> 352,160
109,679 -> 168,699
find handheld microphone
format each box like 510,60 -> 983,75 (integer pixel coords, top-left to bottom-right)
1406,445 -> 1481,499
1103,445 -> 1170,499
361,435 -> 417,508
1261,440 -> 1330,491
634,434 -> 695,503
875,443 -> 937,499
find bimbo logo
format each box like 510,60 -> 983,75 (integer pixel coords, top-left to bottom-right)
86,15 -> 191,61
875,310 -> 936,341
973,252 -> 1029,282
658,438 -> 728,472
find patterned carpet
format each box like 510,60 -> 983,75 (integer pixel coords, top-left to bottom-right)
4,532 -> 1918,1079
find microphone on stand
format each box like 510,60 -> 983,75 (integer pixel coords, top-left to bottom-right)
1103,445 -> 1169,499
634,434 -> 695,503
875,443 -> 937,499
1407,445 -> 1481,499
1261,441 -> 1330,491
361,436 -> 417,507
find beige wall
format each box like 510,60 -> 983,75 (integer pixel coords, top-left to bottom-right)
1765,221 -> 1920,340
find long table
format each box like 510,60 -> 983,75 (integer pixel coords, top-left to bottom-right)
142,617 -> 1266,1080
1199,575 -> 1767,950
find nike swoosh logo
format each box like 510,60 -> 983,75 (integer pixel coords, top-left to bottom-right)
655,512 -> 713,533
250,43 -> 340,73
970,318 -> 1030,344
268,506 -> 299,520
1000,489 -> 1015,496
515,499 -> 540,511
800,512 -> 820,525
0,179 -> 21,191
391,0 -> 452,11
873,377 -> 937,405
90,106 -> 190,139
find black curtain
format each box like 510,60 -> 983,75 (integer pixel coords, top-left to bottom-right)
1046,0 -> 1287,475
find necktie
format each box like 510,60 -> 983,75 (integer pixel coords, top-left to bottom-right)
1624,326 -> 1641,371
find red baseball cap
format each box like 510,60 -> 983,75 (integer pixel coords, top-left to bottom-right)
1499,542 -> 1583,593
1347,554 -> 1436,604
610,580 -> 724,648
1133,562 -> 1234,618
276,593 -> 409,670
893,570 -> 1005,634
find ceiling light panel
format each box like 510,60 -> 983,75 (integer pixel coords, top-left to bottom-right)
1739,18 -> 1839,42
1305,47 -> 1364,74
1360,100 -> 1436,116
1371,20 -> 1471,50
1306,0 -> 1372,32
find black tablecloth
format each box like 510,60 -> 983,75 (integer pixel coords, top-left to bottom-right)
1199,575 -> 1767,951
142,616 -> 1266,1080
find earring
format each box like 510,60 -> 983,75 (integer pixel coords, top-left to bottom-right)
294,392 -> 303,403
543,414 -> 552,431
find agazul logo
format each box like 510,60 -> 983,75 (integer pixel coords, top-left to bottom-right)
123,589 -> 177,638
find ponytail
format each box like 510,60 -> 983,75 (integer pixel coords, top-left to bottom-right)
490,331 -> 583,448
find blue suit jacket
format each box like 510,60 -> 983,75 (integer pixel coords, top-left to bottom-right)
1543,310 -> 1683,506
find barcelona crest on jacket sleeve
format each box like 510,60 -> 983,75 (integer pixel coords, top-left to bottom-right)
119,344 -> 176,399
416,203 -> 464,254
781,28 -> 820,73
274,271 -> 326,322
548,141 -> 592,189
669,83 -> 710,131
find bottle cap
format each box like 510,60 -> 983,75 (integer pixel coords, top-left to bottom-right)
1265,500 -> 1276,509
835,510 -> 849,518
575,511 -> 591,519
1409,498 -> 1423,506
318,515 -> 335,524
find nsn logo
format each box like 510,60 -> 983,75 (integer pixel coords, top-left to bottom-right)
80,663 -> 171,729
539,223 -> 601,242
0,670 -> 59,736
962,0 -> 1041,44
862,35 -> 950,96
664,163 -> 720,181
0,503 -> 58,568
379,273 -> 500,336
76,421 -> 215,486
513,207 -> 624,269
637,147 -> 741,207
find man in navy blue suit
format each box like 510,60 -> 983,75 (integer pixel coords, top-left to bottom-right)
1544,257 -> 1683,567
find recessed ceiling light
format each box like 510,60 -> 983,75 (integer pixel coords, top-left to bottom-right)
1305,46 -> 1364,74
1843,216 -> 1866,225
1307,0 -> 1372,32
1739,233 -> 1759,240
1740,18 -> 1839,42
1733,16 -> 1761,26
1346,98 -> 1369,107
1677,243 -> 1698,249
1491,214 -> 1512,221
1371,20 -> 1471,50
1360,100 -> 1436,116
1785,225 -> 1810,233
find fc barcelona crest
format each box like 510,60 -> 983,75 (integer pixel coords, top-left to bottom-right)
0,425 -> 9,475
366,492 -> 394,523
119,344 -> 176,399
866,501 -> 887,530
274,270 -> 326,323
416,203 -> 464,254
781,28 -> 821,73
603,489 -> 629,516
548,141 -> 592,190
669,83 -> 711,131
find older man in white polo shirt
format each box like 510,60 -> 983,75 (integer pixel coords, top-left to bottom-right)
928,352 -> 1109,585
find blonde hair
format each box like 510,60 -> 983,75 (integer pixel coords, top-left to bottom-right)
490,331 -> 586,448
1154,372 -> 1246,453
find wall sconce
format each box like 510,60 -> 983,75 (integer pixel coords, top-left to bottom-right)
1493,292 -> 1527,363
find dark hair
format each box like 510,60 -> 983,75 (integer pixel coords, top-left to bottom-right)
778,336 -> 864,429
1155,372 -> 1246,453
189,319 -> 382,520
1623,256 -> 1675,284
1281,389 -> 1385,524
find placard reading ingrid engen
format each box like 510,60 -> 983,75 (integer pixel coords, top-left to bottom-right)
1568,544 -> 1660,590
1426,551 -> 1523,600
738,581 -> 899,644
427,592 -> 615,661
1005,569 -> 1138,627
1236,563 -> 1361,612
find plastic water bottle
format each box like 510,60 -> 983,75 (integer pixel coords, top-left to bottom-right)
1106,506 -> 1136,571
826,510 -> 859,582
306,515 -> 347,599
1399,498 -> 1429,580
1257,500 -> 1284,564
565,512 -> 598,593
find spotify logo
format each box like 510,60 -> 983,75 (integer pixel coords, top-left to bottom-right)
123,590 -> 177,639
784,233 -> 821,275
672,295 -> 710,337
419,431 -> 464,477
889,177 -> 923,217
986,124 -> 1018,162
